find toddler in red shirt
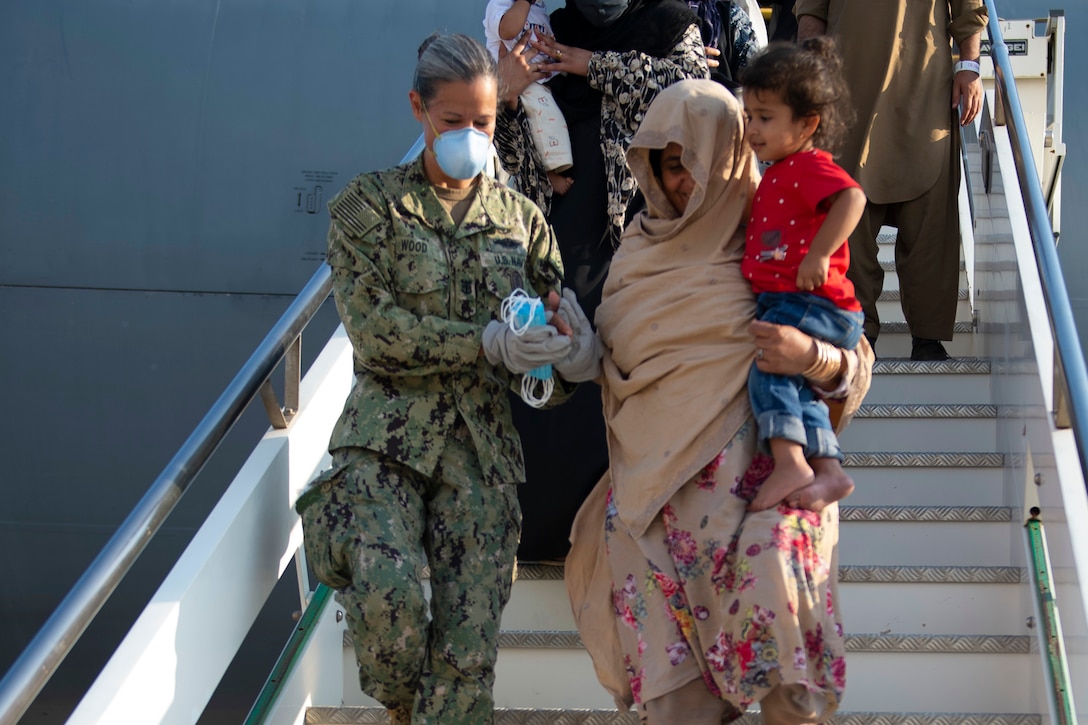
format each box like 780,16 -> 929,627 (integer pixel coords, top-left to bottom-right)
740,38 -> 867,511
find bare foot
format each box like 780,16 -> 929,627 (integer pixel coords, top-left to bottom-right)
548,171 -> 573,196
748,440 -> 814,511
787,457 -> 855,512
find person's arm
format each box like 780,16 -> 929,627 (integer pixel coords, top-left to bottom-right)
728,3 -> 761,73
587,24 -> 709,96
493,101 -> 552,215
494,32 -> 553,212
793,0 -> 829,41
749,319 -> 852,392
498,0 -> 532,41
523,207 -> 583,404
949,2 -> 988,126
952,32 -> 983,126
752,320 -> 873,431
532,23 -> 708,87
796,186 -> 866,291
327,184 -> 482,378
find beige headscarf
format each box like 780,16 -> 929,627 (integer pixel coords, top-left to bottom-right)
594,79 -> 760,538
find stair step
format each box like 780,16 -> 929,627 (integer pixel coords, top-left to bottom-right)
880,321 -> 974,335
304,708 -> 1041,725
503,567 -> 1023,634
866,359 -> 991,406
842,452 -> 1002,467
840,405 -> 997,452
839,521 -> 1014,567
487,636 -> 1034,711
878,289 -> 970,302
877,298 -> 973,322
846,466 -> 1005,507
871,269 -> 970,294
872,326 -> 977,358
872,359 -> 990,374
513,563 -> 1024,584
879,259 -> 967,274
852,404 -> 995,418
492,631 -> 1030,654
839,505 -> 1010,522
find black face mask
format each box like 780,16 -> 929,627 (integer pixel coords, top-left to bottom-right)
573,0 -> 630,27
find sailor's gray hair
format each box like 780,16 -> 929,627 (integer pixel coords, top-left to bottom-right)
414,32 -> 497,103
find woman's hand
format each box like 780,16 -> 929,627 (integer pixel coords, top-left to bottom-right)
704,45 -> 721,69
530,34 -> 592,77
749,319 -> 820,376
544,290 -> 574,337
497,31 -> 551,107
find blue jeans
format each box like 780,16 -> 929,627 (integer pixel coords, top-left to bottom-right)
748,292 -> 864,460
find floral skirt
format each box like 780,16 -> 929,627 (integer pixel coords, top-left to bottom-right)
602,420 -> 846,718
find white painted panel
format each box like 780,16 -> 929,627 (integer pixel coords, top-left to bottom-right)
69,325 -> 353,723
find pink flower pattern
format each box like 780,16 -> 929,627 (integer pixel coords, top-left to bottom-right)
603,432 -> 847,713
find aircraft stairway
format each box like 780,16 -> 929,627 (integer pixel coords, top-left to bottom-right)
0,5 -> 1083,725
304,230 -> 1036,723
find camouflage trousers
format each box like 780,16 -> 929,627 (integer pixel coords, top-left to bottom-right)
297,446 -> 521,725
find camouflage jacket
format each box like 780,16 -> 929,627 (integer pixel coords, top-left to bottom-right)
326,157 -> 569,485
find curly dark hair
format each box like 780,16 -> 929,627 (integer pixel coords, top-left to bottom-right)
739,36 -> 854,153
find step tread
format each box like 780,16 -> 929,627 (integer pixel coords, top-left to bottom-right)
879,288 -> 970,301
842,452 -> 1003,467
338,629 -> 1034,655
305,708 -> 1041,725
490,631 -> 1031,654
839,505 -> 1011,522
872,359 -> 990,374
854,404 -> 996,418
515,564 -> 1025,584
879,321 -> 974,334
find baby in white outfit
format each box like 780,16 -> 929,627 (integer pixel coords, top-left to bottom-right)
483,0 -> 574,195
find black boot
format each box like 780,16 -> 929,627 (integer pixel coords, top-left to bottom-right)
911,337 -> 951,361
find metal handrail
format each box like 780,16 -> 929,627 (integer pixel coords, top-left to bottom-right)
984,0 -> 1088,487
1026,512 -> 1078,724
0,264 -> 334,725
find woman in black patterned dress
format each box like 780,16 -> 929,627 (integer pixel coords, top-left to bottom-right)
495,0 -> 708,560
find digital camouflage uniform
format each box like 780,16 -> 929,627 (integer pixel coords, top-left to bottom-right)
296,156 -> 569,724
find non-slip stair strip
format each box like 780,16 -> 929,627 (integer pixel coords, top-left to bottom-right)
842,452 -> 1003,467
880,260 -> 967,273
853,404 -> 996,418
879,321 -> 974,334
489,631 -> 1031,654
515,563 -> 1024,583
872,359 -> 990,374
305,709 -> 1041,725
878,289 -> 969,301
837,565 -> 1022,583
838,505 -> 1011,522
337,630 -> 1033,654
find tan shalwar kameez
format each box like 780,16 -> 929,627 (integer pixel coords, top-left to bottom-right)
795,0 -> 988,342
564,80 -> 873,725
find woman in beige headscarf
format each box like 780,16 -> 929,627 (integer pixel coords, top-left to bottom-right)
565,78 -> 873,724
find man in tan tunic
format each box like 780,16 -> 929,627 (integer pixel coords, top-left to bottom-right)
796,0 -> 987,360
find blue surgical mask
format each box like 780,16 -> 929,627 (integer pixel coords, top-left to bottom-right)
423,104 -> 491,180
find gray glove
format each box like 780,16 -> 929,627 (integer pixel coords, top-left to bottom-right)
482,319 -> 572,374
553,288 -> 603,383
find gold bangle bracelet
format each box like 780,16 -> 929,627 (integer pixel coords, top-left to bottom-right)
801,339 -> 843,386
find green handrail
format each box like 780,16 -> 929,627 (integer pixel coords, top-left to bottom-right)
1025,510 -> 1078,725
243,584 -> 335,725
